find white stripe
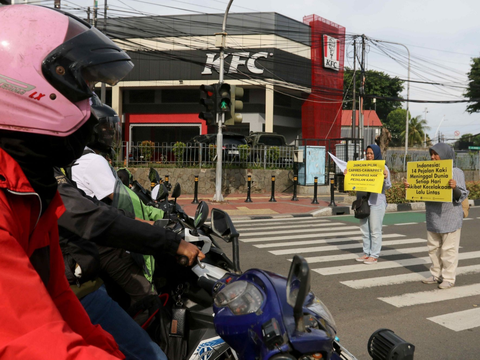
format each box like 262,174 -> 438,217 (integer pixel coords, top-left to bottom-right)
241,230 -> 361,243
395,222 -> 424,226
463,218 -> 473,221
341,264 -> 480,289
312,251 -> 480,275
232,218 -> 330,225
237,222 -> 347,232
240,226 -> 358,238
379,284 -> 480,308
428,308 -> 480,331
302,246 -> 428,263
270,239 -> 427,256
255,233 -> 405,248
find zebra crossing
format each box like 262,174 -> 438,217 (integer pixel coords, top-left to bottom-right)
233,217 -> 480,333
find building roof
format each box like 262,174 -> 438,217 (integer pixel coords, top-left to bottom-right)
341,110 -> 383,127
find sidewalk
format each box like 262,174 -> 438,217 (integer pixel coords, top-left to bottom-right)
177,191 -> 354,220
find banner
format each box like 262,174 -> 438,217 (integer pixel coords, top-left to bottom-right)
328,152 -> 347,173
406,160 -> 453,202
344,160 -> 385,193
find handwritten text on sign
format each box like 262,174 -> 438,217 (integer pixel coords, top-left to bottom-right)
406,160 -> 452,202
344,160 -> 385,194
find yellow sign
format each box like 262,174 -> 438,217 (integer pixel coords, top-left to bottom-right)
344,160 -> 385,194
406,160 -> 453,202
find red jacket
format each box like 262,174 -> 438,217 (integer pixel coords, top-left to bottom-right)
0,148 -> 124,359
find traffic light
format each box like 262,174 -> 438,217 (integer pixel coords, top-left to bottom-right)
217,83 -> 231,114
199,84 -> 216,125
224,85 -> 244,125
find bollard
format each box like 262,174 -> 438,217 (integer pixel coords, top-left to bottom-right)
192,175 -> 199,204
291,174 -> 299,201
328,178 -> 337,207
311,177 -> 319,204
165,174 -> 170,189
245,174 -> 253,202
269,175 -> 277,202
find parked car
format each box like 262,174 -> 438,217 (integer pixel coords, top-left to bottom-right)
246,132 -> 294,166
186,132 -> 248,163
246,132 -> 289,147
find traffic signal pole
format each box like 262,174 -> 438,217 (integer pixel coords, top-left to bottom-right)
213,0 -> 234,202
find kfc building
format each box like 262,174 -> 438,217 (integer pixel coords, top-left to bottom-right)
100,12 -> 345,145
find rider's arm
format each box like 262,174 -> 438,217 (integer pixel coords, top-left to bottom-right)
57,176 -> 181,256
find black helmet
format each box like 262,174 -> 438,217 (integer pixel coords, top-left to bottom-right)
88,94 -> 121,154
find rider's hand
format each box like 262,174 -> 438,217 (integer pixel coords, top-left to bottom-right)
177,239 -> 206,266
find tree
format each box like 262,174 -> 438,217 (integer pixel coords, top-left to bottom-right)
343,68 -> 404,122
465,57 -> 480,113
400,115 -> 430,147
384,108 -> 408,146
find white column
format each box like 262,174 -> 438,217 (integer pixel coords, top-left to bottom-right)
265,83 -> 274,132
112,85 -> 123,119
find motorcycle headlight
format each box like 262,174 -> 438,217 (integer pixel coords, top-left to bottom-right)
214,280 -> 264,315
306,296 -> 337,333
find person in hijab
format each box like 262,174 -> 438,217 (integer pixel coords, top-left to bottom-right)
405,143 -> 468,289
346,144 -> 391,265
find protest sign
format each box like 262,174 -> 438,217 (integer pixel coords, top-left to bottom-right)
406,160 -> 452,202
344,160 -> 385,193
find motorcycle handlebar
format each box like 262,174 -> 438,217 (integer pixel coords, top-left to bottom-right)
197,276 -> 217,295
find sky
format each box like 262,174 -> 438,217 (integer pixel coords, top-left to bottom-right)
36,0 -> 480,142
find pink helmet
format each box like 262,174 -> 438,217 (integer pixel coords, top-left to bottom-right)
0,5 -> 133,137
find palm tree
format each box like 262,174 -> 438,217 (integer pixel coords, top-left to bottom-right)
401,115 -> 430,147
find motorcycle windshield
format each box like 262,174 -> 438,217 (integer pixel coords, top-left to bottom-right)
111,168 -> 135,215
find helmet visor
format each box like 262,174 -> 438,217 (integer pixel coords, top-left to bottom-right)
42,17 -> 133,103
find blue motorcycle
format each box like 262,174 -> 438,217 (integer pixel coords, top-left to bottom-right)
207,209 -> 415,360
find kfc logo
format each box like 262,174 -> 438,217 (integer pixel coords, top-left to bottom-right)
202,52 -> 272,75
323,35 -> 340,71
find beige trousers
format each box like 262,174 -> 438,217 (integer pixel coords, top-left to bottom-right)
427,229 -> 461,283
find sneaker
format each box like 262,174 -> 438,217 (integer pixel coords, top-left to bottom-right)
364,257 -> 378,265
422,276 -> 442,284
438,281 -> 454,289
356,255 -> 369,262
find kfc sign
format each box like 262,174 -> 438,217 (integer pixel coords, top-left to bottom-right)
323,35 -> 340,71
202,51 -> 272,75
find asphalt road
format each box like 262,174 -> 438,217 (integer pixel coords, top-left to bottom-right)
229,207 -> 480,360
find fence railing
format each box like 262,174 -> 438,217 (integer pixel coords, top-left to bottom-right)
119,141 -> 295,169
384,149 -> 480,172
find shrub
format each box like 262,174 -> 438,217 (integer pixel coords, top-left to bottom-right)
139,140 -> 154,162
466,181 -> 480,199
238,144 -> 250,162
267,146 -> 280,163
172,141 -> 186,166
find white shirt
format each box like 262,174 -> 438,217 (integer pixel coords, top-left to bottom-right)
72,148 -> 116,200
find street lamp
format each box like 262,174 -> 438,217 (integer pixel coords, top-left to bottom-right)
433,115 -> 447,144
373,39 -> 410,171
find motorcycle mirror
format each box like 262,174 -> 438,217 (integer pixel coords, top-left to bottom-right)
171,182 -> 181,199
211,209 -> 241,274
154,183 -> 168,201
148,167 -> 161,184
286,255 -> 311,332
193,201 -> 209,228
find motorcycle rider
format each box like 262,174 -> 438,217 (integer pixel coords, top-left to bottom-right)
0,4 -> 133,358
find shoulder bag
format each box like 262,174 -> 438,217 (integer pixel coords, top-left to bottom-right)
352,193 -> 371,219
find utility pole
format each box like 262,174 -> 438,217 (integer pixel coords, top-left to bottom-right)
352,38 -> 357,158
100,0 -> 107,103
423,107 -> 428,147
359,35 -> 366,143
213,0 -> 234,202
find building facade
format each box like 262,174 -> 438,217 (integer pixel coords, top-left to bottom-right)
98,12 -> 345,147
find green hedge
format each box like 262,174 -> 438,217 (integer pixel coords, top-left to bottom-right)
351,181 -> 480,204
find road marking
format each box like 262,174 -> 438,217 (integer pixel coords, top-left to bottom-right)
239,225 -> 358,238
340,264 -> 480,289
237,222 -> 348,232
241,230 -> 361,243
312,251 -> 480,275
428,308 -> 480,331
255,233 -> 405,248
301,246 -> 428,263
379,284 -> 480,308
270,239 -> 427,256
395,222 -> 424,226
232,218 -> 330,225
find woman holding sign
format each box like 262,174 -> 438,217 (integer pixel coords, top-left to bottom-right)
404,143 -> 468,289
346,144 -> 391,265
